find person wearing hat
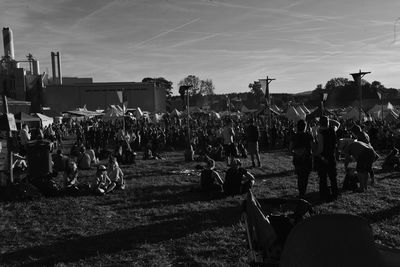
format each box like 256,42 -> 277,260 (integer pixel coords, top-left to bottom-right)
313,116 -> 340,201
223,159 -> 255,196
93,165 -> 113,195
245,118 -> 261,168
200,158 -> 224,193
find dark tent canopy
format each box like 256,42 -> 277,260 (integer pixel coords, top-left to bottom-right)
306,106 -> 334,120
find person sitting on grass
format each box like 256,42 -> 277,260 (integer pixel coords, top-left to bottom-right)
64,161 -> 79,191
53,149 -> 67,173
223,159 -> 255,196
200,158 -> 224,193
382,148 -> 400,172
77,147 -> 91,170
93,165 -> 113,195
108,157 -> 126,190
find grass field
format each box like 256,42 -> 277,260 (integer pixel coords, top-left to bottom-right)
1,149 -> 400,266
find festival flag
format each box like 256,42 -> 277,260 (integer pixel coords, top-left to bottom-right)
377,90 -> 382,100
259,79 -> 269,100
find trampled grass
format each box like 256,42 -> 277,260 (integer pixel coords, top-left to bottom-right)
0,150 -> 399,266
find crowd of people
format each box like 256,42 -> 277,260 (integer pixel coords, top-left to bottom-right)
7,109 -> 400,200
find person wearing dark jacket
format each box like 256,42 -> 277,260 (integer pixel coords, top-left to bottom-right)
245,119 -> 261,167
314,116 -> 340,201
223,159 -> 255,196
289,120 -> 313,198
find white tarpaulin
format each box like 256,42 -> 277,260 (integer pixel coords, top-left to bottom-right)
285,106 -> 301,122
34,113 -> 54,128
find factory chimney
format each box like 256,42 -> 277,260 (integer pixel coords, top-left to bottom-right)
51,52 -> 56,84
51,51 -> 62,85
56,51 -> 62,85
2,27 -> 15,59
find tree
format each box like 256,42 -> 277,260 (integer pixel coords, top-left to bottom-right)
248,81 -> 263,98
199,79 -> 215,95
324,77 -> 351,91
142,77 -> 173,98
178,75 -> 201,96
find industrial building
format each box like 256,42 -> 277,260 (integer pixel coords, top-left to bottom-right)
0,27 -> 166,115
44,81 -> 166,114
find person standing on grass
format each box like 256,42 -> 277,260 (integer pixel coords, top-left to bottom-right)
222,119 -> 235,166
342,139 -> 379,192
289,119 -> 314,199
314,116 -> 340,201
19,124 -> 31,156
245,118 -> 261,168
351,124 -> 375,185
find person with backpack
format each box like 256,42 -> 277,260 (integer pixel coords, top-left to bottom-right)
200,158 -> 224,193
223,159 -> 255,196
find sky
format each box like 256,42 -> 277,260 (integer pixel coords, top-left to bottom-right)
1,0 -> 400,95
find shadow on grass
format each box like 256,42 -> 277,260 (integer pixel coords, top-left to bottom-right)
113,184 -> 227,210
358,204 -> 400,224
254,169 -> 295,180
377,172 -> 400,181
0,205 -> 241,267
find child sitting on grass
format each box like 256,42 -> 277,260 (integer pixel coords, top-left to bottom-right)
108,157 -> 126,190
93,165 -> 114,195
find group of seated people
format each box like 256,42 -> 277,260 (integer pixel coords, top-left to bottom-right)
199,157 -> 255,196
63,156 -> 126,195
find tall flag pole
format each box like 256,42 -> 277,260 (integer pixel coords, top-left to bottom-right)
350,70 -> 371,123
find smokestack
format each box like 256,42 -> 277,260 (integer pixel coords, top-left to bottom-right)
2,27 -> 15,59
56,51 -> 62,85
32,60 -> 40,75
51,52 -> 56,84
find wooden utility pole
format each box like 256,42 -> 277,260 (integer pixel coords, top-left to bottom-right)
265,76 -> 276,127
350,70 -> 371,123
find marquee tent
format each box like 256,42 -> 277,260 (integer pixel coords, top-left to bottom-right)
374,109 -> 399,122
33,113 -> 54,128
295,106 -> 307,120
170,108 -> 182,117
306,106 -> 334,120
135,107 -> 144,118
103,105 -> 124,122
14,112 -> 41,129
285,106 -> 301,122
301,103 -> 311,114
342,107 -> 368,121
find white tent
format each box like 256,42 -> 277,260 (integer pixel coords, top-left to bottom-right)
295,106 -> 307,120
342,107 -> 368,121
271,104 -> 283,113
170,108 -> 181,117
369,102 -> 399,119
135,107 -> 143,118
301,103 -> 311,114
210,111 -> 221,119
374,109 -> 399,121
34,113 -> 54,128
103,105 -> 124,122
285,106 -> 301,122
241,105 -> 251,113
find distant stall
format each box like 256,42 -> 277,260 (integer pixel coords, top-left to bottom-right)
14,112 -> 40,129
